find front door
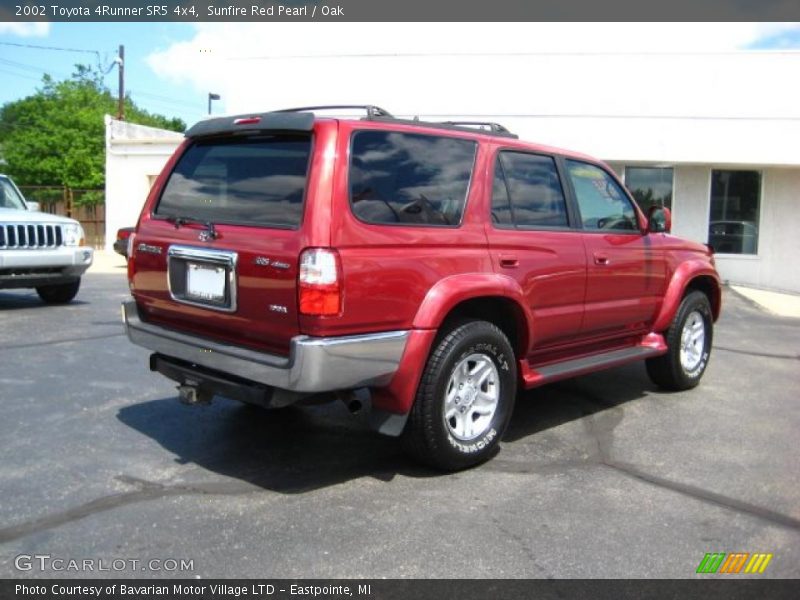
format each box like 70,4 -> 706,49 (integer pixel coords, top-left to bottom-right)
563,159 -> 667,338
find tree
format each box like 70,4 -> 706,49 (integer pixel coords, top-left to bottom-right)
0,65 -> 185,199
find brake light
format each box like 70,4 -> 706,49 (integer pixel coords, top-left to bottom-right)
127,232 -> 137,286
298,248 -> 341,316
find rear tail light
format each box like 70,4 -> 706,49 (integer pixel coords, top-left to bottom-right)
127,232 -> 137,286
298,248 -> 341,316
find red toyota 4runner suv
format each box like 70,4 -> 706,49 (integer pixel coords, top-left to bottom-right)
123,105 -> 721,470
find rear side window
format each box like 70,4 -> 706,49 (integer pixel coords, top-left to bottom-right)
349,131 -> 477,227
155,135 -> 311,228
492,152 -> 569,228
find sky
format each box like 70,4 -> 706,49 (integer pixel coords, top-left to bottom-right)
1,22 -> 800,128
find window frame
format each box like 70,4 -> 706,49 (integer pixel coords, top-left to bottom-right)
706,168 -> 763,257
562,158 -> 644,236
347,129 -> 478,230
489,149 -> 576,232
152,133 -> 315,231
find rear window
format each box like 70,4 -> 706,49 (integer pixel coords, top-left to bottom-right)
155,135 -> 312,228
349,131 -> 477,227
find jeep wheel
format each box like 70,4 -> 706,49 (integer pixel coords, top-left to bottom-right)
36,279 -> 81,304
402,320 -> 517,471
646,290 -> 713,391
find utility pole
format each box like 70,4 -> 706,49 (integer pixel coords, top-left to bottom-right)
117,44 -> 125,121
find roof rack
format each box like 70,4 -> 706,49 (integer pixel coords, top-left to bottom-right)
273,105 -> 394,119
440,121 -> 514,135
268,105 -> 518,139
370,116 -> 518,139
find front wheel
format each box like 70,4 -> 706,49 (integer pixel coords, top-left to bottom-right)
402,320 -> 517,471
646,290 -> 713,390
36,279 -> 81,304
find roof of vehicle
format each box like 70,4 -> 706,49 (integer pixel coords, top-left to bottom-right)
186,106 -> 600,164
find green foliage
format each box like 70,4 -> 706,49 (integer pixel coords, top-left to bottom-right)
0,65 -> 185,191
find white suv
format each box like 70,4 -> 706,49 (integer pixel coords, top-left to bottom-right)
0,174 -> 93,303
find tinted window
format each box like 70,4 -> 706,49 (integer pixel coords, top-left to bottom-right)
497,152 -> 568,228
625,166 -> 673,212
155,135 -> 311,228
566,160 -> 638,232
708,170 -> 760,254
350,131 -> 476,226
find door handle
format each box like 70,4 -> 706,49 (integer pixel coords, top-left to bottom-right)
594,253 -> 610,266
499,255 -> 519,268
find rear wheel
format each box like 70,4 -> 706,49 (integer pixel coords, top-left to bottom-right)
402,320 -> 517,471
36,279 -> 81,304
646,290 -> 713,390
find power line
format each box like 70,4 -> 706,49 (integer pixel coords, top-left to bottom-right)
0,68 -> 42,83
0,41 -> 99,56
0,57 -> 71,80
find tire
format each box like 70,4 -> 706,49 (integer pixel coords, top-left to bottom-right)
646,290 -> 713,391
36,279 -> 81,304
402,320 -> 517,471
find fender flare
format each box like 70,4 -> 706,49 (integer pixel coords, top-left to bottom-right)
412,272 -> 533,352
653,261 -> 722,332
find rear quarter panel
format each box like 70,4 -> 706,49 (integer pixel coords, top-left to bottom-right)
309,121 -> 495,338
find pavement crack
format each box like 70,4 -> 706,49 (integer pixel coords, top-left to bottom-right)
0,332 -> 124,351
715,346 -> 799,360
488,513 -> 553,578
601,460 -> 800,532
0,477 -> 260,544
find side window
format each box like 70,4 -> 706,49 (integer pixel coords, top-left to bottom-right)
349,131 -> 477,227
493,152 -> 569,228
566,160 -> 639,232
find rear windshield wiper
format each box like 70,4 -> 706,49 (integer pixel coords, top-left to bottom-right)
165,214 -> 218,239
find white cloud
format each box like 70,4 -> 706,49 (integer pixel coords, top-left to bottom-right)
146,23 -> 800,120
0,22 -> 51,37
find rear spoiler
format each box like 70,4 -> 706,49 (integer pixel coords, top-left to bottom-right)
185,112 -> 314,138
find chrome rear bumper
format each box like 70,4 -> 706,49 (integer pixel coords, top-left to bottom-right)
122,300 -> 409,393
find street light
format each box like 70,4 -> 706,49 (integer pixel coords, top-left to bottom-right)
208,93 -> 221,115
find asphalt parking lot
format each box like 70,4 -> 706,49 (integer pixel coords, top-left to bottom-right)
0,266 -> 798,579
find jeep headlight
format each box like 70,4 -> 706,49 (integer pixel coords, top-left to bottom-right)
63,223 -> 85,247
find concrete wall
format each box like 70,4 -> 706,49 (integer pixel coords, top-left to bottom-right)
104,116 -> 182,252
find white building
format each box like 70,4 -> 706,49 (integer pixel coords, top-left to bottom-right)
104,116 -> 183,253
106,50 -> 800,292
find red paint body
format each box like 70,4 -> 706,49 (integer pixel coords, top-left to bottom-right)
129,117 -> 721,416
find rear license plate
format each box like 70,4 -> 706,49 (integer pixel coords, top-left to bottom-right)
186,263 -> 226,302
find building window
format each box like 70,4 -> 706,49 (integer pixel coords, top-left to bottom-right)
708,170 -> 761,255
624,167 -> 673,213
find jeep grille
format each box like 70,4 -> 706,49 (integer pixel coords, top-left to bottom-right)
0,223 -> 64,249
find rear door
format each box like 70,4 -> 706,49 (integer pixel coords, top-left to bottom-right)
485,150 -> 587,350
131,118 -> 335,356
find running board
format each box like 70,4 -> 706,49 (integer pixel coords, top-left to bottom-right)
520,333 -> 667,389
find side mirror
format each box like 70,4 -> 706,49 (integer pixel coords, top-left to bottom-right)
26,201 -> 41,212
647,206 -> 671,234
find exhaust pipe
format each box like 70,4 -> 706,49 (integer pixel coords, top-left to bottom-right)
337,389 -> 369,415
